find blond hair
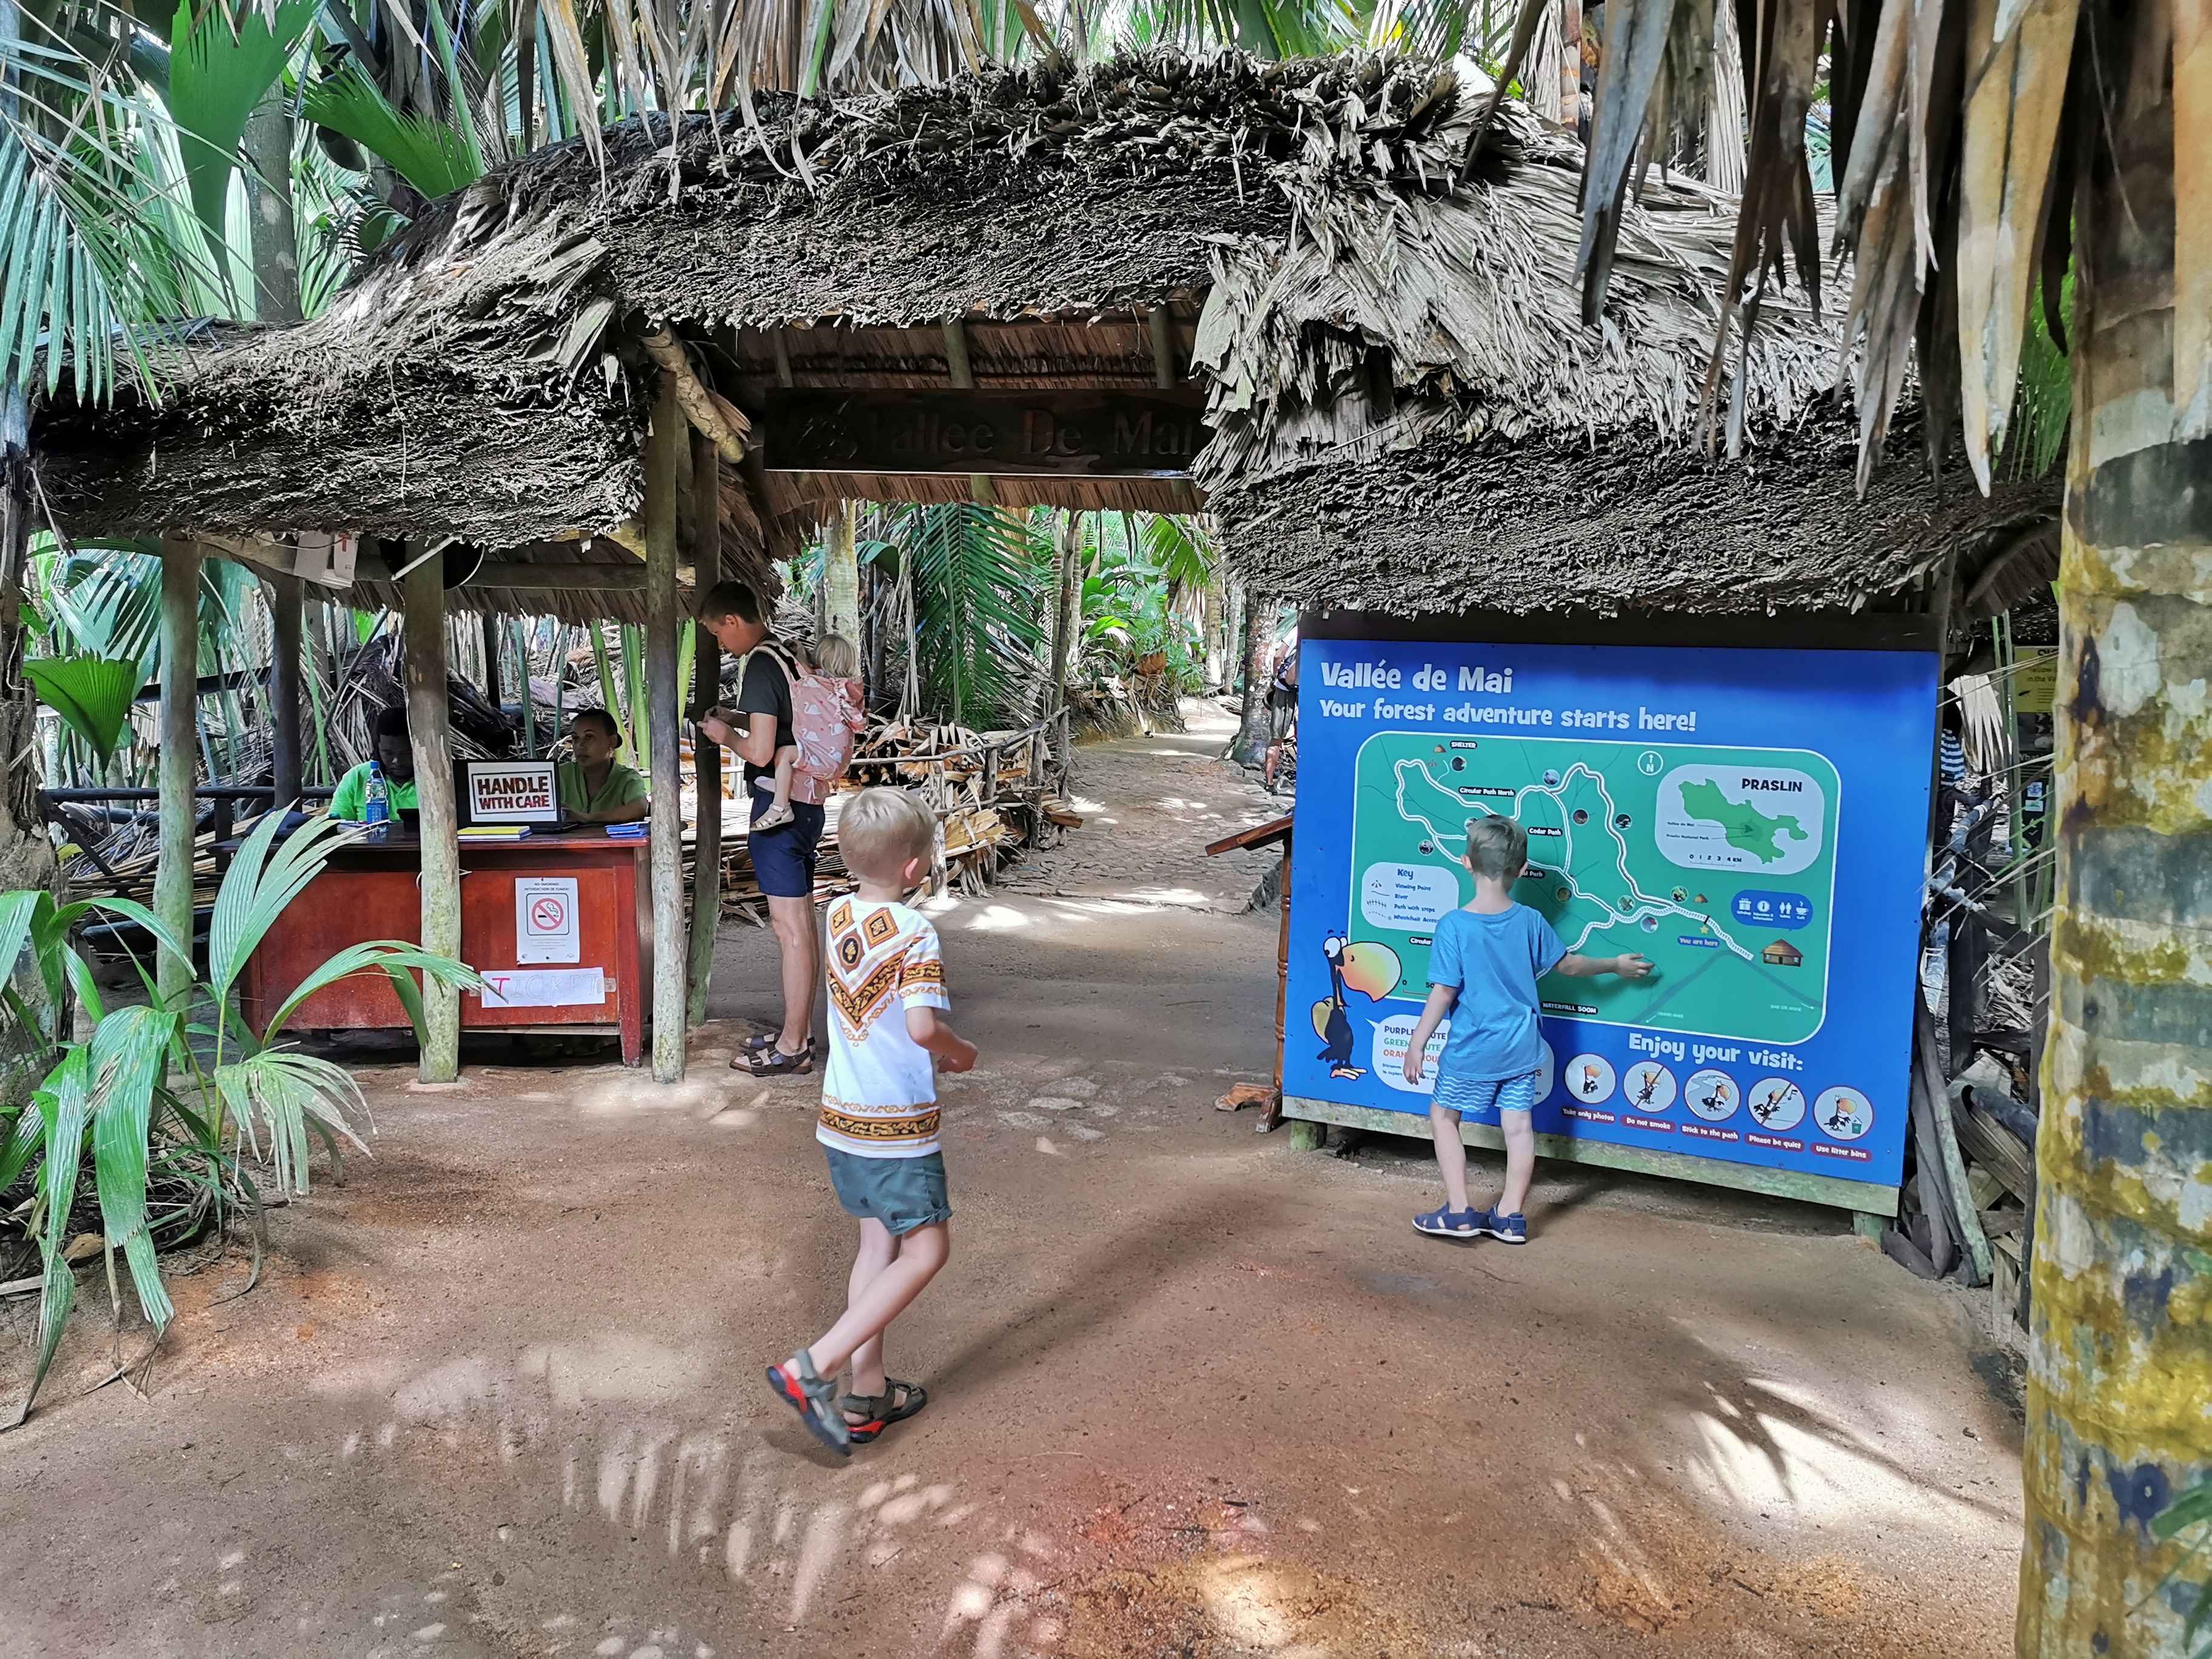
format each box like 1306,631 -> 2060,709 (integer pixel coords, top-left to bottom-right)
838,786 -> 936,879
813,632 -> 861,680
1463,814 -> 1529,880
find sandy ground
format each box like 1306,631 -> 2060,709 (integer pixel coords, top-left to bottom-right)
1,704 -> 2024,1658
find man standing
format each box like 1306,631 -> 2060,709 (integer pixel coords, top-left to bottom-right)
697,581 -> 819,1076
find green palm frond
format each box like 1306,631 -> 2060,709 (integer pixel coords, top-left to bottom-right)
22,653 -> 147,763
0,35 -> 196,399
1139,512 -> 1215,592
303,63 -> 484,201
2003,264 -> 2073,481
900,502 -> 1048,728
167,0 -> 321,251
212,1048 -> 370,1198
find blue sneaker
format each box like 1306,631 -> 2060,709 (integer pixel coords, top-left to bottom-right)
1479,1208 -> 1529,1244
1413,1205 -> 1481,1238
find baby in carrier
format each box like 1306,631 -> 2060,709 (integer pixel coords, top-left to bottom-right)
752,632 -> 867,833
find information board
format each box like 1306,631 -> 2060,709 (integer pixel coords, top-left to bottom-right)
1285,631 -> 1937,1191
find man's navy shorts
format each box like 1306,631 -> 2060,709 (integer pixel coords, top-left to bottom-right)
749,783 -> 825,898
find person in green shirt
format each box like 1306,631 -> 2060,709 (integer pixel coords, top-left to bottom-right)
329,706 -> 420,820
558,709 -> 649,825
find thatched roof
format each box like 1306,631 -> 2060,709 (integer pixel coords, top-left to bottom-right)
1213,405 -> 2062,617
30,49 -> 2033,622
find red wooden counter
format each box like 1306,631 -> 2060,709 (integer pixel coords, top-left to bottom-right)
239,830 -> 652,1065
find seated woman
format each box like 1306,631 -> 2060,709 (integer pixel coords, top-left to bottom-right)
329,706 -> 418,820
557,709 -> 649,825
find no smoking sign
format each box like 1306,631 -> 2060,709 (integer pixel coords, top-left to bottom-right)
516,876 -> 581,964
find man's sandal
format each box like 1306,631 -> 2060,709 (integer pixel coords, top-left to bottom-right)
839,1380 -> 928,1444
735,1031 -> 780,1056
743,1041 -> 814,1077
766,1350 -> 850,1455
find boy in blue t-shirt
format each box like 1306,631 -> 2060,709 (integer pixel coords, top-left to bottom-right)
1401,815 -> 1652,1242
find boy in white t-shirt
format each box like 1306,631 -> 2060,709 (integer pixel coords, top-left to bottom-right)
766,787 -> 976,1455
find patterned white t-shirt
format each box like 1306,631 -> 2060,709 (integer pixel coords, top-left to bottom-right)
817,896 -> 950,1159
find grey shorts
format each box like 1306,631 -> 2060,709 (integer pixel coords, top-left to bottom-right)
824,1147 -> 951,1236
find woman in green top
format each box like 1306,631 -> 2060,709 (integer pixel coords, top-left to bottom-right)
329,707 -> 419,819
559,709 -> 649,824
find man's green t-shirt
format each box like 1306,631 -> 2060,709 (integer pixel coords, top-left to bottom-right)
557,760 -> 648,816
329,762 -> 419,821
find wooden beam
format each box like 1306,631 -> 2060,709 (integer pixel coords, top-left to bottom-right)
646,375 -> 687,1081
686,427 -> 723,1028
358,557 -> 649,592
267,571 -> 304,812
401,545 -> 463,1082
640,323 -> 751,462
155,537 -> 201,1002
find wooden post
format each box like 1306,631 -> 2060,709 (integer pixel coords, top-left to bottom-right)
401,545 -> 462,1082
646,375 -> 686,1081
1148,306 -> 1179,387
480,612 -> 503,718
155,537 -> 202,1003
1271,838 -> 1291,1118
685,426 -> 723,1028
267,571 -> 304,812
822,502 -> 860,644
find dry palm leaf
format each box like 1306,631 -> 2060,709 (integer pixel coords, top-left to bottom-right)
2177,0 -> 2211,437
1578,0 -> 1682,321
1954,0 -> 2080,489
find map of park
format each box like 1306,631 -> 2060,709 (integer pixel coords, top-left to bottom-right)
1349,734 -> 1840,1045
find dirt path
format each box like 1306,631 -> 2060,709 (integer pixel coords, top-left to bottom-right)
1,706 -> 2022,1657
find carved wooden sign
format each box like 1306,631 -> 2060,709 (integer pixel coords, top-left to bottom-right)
763,390 -> 1208,476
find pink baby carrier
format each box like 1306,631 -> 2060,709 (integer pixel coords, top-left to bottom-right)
786,662 -> 867,805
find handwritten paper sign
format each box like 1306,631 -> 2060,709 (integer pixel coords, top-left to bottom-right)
478,968 -> 605,1008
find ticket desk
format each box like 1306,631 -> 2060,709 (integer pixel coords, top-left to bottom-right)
240,829 -> 652,1065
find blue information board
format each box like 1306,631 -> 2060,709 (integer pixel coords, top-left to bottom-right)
1285,632 -> 1937,1191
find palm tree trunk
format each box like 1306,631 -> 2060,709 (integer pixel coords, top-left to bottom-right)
1202,571 -> 1225,690
1228,591 -> 1276,768
2017,18 -> 2212,1651
1050,512 -> 1081,711
243,88 -> 301,325
0,402 -> 56,959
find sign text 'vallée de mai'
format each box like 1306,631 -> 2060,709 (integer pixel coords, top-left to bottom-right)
763,390 -> 1208,477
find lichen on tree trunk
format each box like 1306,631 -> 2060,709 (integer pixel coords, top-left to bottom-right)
2017,15 -> 2212,1650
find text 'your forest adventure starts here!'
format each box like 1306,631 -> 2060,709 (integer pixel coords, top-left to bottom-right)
1285,630 -> 1939,1192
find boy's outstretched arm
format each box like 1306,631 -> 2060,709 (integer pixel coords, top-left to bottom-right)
1403,984 -> 1458,1085
907,1005 -> 979,1073
1554,952 -> 1656,979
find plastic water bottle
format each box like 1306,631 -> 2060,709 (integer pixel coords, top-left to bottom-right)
365,764 -> 390,831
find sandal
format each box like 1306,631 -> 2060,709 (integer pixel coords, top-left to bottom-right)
743,1041 -> 814,1077
1412,1205 -> 1481,1238
734,1031 -> 780,1056
839,1379 -> 928,1444
766,1350 -> 850,1455
752,802 -> 796,833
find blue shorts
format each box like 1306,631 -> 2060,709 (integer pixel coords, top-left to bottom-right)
749,783 -> 825,898
825,1147 -> 951,1236
1432,1069 -> 1539,1121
